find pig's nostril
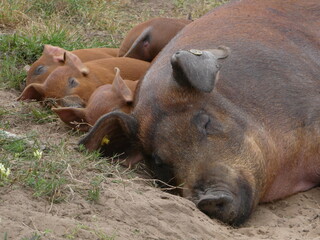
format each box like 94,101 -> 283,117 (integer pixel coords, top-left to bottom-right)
215,201 -> 225,210
197,192 -> 233,215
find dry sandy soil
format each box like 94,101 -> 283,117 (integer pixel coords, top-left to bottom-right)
1,89 -> 320,239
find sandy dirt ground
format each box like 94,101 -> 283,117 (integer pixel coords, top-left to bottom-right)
1,90 -> 320,240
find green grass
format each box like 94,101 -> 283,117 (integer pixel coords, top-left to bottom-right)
21,233 -> 41,240
0,102 -> 57,124
0,125 -> 126,203
64,224 -> 116,240
87,175 -> 103,202
0,103 -> 134,203
2,232 -> 8,240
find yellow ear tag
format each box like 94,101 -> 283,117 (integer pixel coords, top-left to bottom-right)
101,136 -> 110,145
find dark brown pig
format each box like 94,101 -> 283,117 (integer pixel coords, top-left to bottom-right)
118,17 -> 191,62
18,52 -> 149,103
52,67 -> 138,131
25,45 -> 119,86
79,0 -> 320,226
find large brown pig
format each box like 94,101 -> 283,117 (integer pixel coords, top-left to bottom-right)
18,52 -> 149,103
26,44 -> 119,86
52,68 -> 138,131
79,0 -> 320,226
118,17 -> 191,62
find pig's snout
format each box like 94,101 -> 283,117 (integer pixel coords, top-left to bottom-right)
197,190 -> 235,223
197,191 -> 233,212
192,173 -> 254,226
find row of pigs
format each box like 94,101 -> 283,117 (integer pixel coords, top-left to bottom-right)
18,17 -> 192,131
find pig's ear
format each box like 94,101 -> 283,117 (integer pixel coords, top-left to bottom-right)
56,95 -> 86,108
43,45 -> 66,56
52,107 -> 87,128
53,55 -> 65,63
170,46 -> 230,92
112,67 -> 134,102
43,45 -> 66,63
64,52 -> 89,76
78,111 -> 142,166
17,84 -> 45,101
122,26 -> 152,59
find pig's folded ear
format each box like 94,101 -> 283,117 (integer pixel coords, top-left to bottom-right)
78,111 -> 141,165
122,26 -> 152,59
52,107 -> 88,130
56,95 -> 86,108
53,55 -> 65,63
112,67 -> 134,102
170,46 -> 230,92
64,52 -> 89,76
17,84 -> 45,101
43,44 -> 66,56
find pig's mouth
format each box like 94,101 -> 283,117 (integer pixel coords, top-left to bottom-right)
191,177 -> 254,226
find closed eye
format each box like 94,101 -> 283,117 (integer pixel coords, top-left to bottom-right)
152,153 -> 163,166
34,65 -> 46,75
68,77 -> 79,88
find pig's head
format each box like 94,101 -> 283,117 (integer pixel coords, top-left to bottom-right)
26,45 -> 67,86
79,46 -> 265,225
18,52 -> 98,103
53,68 -> 136,131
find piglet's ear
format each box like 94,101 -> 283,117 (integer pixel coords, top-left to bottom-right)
170,46 -> 230,92
121,26 -> 152,61
43,45 -> 66,63
64,52 -> 89,76
52,107 -> 89,131
112,67 -> 134,102
43,44 -> 66,56
17,83 -> 45,101
78,111 -> 142,166
56,95 -> 86,108
53,55 -> 65,63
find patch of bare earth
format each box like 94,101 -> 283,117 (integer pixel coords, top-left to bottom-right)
1,90 -> 320,240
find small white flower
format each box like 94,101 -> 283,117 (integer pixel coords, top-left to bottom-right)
0,163 -> 5,173
0,163 -> 10,179
6,168 -> 10,177
33,149 -> 43,160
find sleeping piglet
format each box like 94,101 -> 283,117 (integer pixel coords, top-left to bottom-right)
25,44 -> 119,86
52,67 -> 138,131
